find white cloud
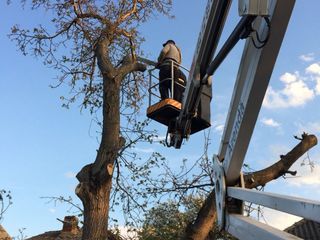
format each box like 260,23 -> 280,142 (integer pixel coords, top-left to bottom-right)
305,63 -> 320,95
261,118 -> 280,127
287,164 -> 320,187
211,113 -> 226,134
263,87 -> 287,108
280,73 -> 314,106
306,62 -> 320,75
280,72 -> 297,84
64,171 -> 76,179
263,72 -> 315,108
306,63 -> 320,95
260,208 -> 302,230
299,53 -> 315,62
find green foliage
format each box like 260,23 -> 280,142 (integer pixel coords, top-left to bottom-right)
138,196 -> 199,239
138,201 -> 191,240
138,196 -> 236,240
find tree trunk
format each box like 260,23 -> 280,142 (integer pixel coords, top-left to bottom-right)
76,72 -> 121,240
74,33 -> 146,239
80,177 -> 112,240
183,134 -> 317,240
184,191 -> 217,240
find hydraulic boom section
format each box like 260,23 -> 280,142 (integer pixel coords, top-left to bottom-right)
169,0 -> 267,148
167,0 -> 231,148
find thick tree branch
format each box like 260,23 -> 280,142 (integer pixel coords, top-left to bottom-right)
184,191 -> 217,240
95,36 -> 115,78
244,134 -> 317,188
118,61 -> 146,80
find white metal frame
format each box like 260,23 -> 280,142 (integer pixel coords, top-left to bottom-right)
190,0 -> 320,239
218,0 -> 296,185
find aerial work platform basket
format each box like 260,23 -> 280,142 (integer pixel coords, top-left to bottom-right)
147,98 -> 181,126
146,61 -> 210,135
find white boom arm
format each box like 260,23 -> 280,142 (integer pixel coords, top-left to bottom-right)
187,0 -> 320,239
219,0 -> 295,185
169,0 -> 232,148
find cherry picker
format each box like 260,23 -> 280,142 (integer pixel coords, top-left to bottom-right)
144,0 -> 320,239
146,0 -> 268,149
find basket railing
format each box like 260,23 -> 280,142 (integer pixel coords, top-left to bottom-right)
148,61 -> 189,106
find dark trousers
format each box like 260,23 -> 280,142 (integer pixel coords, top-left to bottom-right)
159,64 -> 186,102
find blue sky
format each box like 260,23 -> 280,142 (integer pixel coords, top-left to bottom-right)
1,0 -> 320,238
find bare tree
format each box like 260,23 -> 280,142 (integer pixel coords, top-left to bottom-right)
9,1 -> 172,239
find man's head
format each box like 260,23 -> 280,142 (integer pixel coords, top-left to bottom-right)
162,39 -> 175,47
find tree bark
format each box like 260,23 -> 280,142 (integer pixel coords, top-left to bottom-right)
183,134 -> 317,240
76,70 -> 121,239
244,134 -> 317,188
77,174 -> 112,240
184,191 -> 217,240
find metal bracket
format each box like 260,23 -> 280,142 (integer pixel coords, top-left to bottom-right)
213,155 -> 226,230
238,0 -> 270,16
225,172 -> 245,224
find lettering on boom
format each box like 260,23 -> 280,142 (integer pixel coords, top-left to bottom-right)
227,102 -> 245,156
